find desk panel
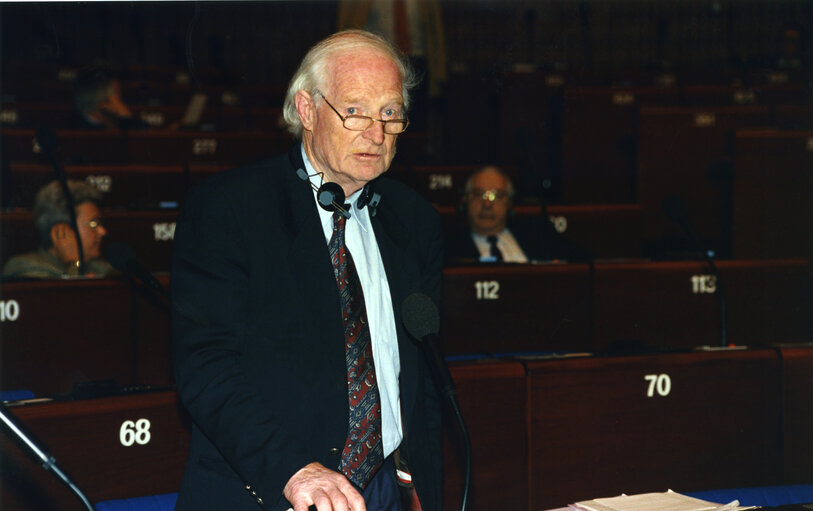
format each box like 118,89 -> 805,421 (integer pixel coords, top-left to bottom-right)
1,391 -> 188,511
733,130 -> 813,260
777,346 -> 813,483
2,128 -> 126,165
2,128 -> 291,166
2,361 -> 526,511
444,359 -> 528,511
0,278 -> 172,396
5,163 -> 227,210
592,259 -> 810,351
636,105 -> 774,258
562,86 -> 680,204
441,264 -> 593,356
526,349 -> 782,510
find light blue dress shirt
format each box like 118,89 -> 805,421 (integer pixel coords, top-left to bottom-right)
302,147 -> 403,459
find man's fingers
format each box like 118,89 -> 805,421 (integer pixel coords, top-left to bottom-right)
284,462 -> 364,511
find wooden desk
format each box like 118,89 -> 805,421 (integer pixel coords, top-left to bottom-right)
444,359 -> 528,511
2,128 -> 291,166
777,345 -> 813,484
733,130 -> 813,260
525,349 -> 782,510
441,264 -> 594,356
0,277 -> 172,397
562,86 -> 680,204
5,163 -> 227,210
636,105 -> 775,257
2,360 -> 527,511
592,259 -> 811,351
1,391 -> 188,511
4,347 -> 813,511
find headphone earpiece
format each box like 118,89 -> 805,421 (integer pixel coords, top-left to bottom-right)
366,192 -> 381,217
317,181 -> 346,211
295,167 -> 379,219
296,167 -> 350,218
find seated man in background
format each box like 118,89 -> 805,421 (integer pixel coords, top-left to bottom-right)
70,68 -> 148,130
3,180 -> 115,279
446,166 -> 590,264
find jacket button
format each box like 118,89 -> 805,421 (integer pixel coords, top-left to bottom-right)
257,498 -> 264,505
328,447 -> 340,455
245,484 -> 252,491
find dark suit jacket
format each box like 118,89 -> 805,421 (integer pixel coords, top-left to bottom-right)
171,145 -> 444,510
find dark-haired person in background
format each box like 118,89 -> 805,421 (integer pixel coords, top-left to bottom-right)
3,180 -> 114,279
446,166 -> 591,264
70,68 -> 149,130
171,30 -> 442,511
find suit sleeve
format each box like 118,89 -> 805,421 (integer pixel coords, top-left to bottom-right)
171,183 -> 311,509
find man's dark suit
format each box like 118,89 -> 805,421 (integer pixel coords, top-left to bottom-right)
171,145 -> 444,510
445,217 -> 592,264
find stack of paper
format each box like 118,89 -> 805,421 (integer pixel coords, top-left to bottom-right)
569,490 -> 758,511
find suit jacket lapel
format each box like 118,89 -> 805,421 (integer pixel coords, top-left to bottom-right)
279,146 -> 345,340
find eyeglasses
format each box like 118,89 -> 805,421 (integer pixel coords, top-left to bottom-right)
467,189 -> 510,203
319,95 -> 409,135
86,218 -> 104,230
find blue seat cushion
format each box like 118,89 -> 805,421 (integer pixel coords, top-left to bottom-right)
95,492 -> 178,511
685,484 -> 813,507
0,389 -> 35,401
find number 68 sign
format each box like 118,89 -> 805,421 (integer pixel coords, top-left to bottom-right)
119,419 -> 152,446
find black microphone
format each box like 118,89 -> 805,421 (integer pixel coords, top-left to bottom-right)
35,127 -> 86,275
106,242 -> 168,299
0,403 -> 95,511
402,293 -> 456,399
663,195 -> 728,347
402,293 -> 471,511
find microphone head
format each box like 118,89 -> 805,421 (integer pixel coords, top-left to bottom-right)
402,293 -> 440,341
105,241 -> 136,271
662,194 -> 689,223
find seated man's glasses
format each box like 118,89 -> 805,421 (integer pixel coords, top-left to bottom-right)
467,188 -> 509,203
319,94 -> 409,135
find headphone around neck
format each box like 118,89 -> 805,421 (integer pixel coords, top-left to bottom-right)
295,168 -> 381,218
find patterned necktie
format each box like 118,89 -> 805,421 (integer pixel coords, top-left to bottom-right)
328,211 -> 384,489
487,235 -> 503,262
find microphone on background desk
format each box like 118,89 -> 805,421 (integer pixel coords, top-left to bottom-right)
106,241 -> 168,301
663,195 -> 728,348
0,403 -> 95,511
402,293 -> 471,511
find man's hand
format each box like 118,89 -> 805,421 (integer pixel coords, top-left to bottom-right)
284,462 -> 365,511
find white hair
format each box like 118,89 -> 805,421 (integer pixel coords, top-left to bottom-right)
282,30 -> 418,138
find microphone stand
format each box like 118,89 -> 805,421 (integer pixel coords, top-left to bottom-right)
35,128 -> 86,275
447,392 -> 472,511
0,403 -> 96,511
421,337 -> 472,511
665,196 -> 727,347
402,293 -> 472,510
681,220 -> 727,348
